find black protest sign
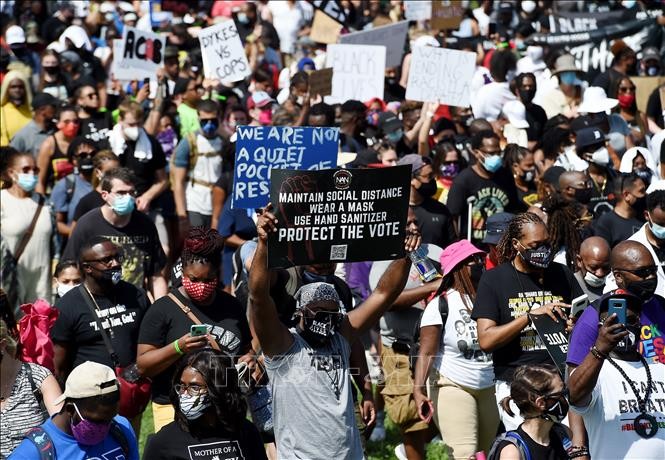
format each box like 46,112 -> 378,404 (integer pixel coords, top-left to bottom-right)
308,68 -> 333,97
268,166 -> 411,268
530,314 -> 569,377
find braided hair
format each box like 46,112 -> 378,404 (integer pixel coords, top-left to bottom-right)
542,195 -> 580,271
495,212 -> 546,264
182,227 -> 225,269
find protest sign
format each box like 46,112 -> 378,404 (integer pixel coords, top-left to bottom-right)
233,126 -> 340,209
308,68 -> 333,97
431,1 -> 465,30
112,27 -> 165,81
268,166 -> 411,268
310,0 -> 348,26
325,44 -> 386,104
310,10 -> 342,44
405,0 -> 432,20
405,45 -> 475,107
199,19 -> 251,82
339,21 -> 409,68
530,314 -> 569,377
633,77 -> 665,112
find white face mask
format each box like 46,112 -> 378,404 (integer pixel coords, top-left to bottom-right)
583,271 -> 606,288
526,46 -> 543,62
57,282 -> 78,298
179,393 -> 211,420
123,126 -> 139,141
590,147 -> 609,165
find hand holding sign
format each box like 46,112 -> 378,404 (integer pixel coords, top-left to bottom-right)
199,19 -> 251,82
528,302 -> 569,323
256,203 -> 279,242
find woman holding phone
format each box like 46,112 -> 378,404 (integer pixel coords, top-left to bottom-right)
137,227 -> 253,432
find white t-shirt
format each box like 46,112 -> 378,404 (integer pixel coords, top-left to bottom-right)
471,81 -> 516,121
420,289 -> 494,389
571,359 -> 665,460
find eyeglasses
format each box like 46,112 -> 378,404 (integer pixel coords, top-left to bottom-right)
87,253 -> 123,266
618,86 -> 636,93
17,166 -> 40,174
174,382 -> 208,397
615,266 -> 658,279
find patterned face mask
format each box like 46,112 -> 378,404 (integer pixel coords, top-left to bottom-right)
182,276 -> 217,303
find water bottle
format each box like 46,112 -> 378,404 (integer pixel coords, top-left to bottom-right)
409,246 -> 440,282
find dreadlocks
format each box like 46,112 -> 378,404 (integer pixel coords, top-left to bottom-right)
182,227 -> 225,268
542,195 -> 580,271
495,212 -> 546,264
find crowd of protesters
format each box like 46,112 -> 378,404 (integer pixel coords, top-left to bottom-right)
1,1 -> 665,459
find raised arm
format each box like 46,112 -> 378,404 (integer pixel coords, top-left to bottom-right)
248,205 -> 294,358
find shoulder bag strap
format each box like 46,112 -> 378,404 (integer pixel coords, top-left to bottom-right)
78,285 -> 120,367
23,363 -> 46,411
167,292 -> 221,351
13,195 -> 44,262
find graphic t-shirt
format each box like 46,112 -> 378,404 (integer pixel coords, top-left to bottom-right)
143,420 -> 267,460
79,111 -> 112,149
138,289 -> 251,404
410,199 -> 457,249
593,210 -> 642,248
51,283 -> 150,369
571,359 -> 665,460
472,262 -> 582,381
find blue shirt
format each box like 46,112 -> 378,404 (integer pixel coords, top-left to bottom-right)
50,175 -> 93,224
218,200 -> 257,286
9,415 -> 139,460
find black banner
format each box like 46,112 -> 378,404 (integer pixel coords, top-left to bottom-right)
530,314 -> 569,377
267,166 -> 411,268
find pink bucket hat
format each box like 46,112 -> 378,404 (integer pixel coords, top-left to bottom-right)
439,240 -> 485,278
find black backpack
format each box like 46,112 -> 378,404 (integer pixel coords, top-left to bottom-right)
408,293 -> 448,371
486,424 -> 572,460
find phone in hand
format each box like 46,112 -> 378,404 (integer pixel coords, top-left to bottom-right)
571,294 -> 589,318
488,22 -> 497,36
190,324 -> 209,337
608,298 -> 627,327
143,77 -> 150,86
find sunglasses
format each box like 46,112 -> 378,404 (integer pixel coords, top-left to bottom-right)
303,306 -> 344,326
618,86 -> 636,93
86,253 -> 123,266
77,151 -> 96,159
615,266 -> 658,279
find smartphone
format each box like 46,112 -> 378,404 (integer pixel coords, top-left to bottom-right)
190,324 -> 209,337
143,77 -> 150,86
608,298 -> 627,326
571,294 -> 588,318
488,22 -> 497,36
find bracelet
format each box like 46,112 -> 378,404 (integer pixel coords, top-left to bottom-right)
590,345 -> 607,360
173,339 -> 184,355
568,446 -> 589,458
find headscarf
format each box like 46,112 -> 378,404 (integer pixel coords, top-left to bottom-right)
0,70 -> 32,107
294,282 -> 344,313
619,146 -> 659,179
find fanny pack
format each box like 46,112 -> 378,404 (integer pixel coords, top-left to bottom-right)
79,285 -> 151,419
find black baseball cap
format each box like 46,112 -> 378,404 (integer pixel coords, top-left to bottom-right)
32,92 -> 58,110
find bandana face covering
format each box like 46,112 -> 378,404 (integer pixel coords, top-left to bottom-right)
179,393 -> 211,420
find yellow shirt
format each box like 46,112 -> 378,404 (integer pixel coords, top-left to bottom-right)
0,102 -> 32,146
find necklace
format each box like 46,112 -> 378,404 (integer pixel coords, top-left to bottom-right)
606,354 -> 658,439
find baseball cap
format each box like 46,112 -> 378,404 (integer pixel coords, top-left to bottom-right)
541,166 -> 565,189
483,212 -> 515,245
502,101 -> 529,129
297,57 -> 315,72
32,92 -> 59,110
247,91 -> 274,110
594,289 -> 642,315
641,46 -> 660,63
575,127 -> 605,149
397,154 -> 430,173
54,361 -> 118,405
5,25 -> 26,46
378,112 -> 402,134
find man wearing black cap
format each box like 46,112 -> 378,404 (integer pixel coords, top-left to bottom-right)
398,154 -> 456,248
340,100 -> 368,152
9,92 -> 57,157
483,212 -> 514,270
575,126 -> 614,217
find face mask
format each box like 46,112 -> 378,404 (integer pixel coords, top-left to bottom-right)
99,268 -> 122,285
386,129 -> 403,143
635,168 -> 652,184
647,65 -> 660,76
583,271 -> 606,288
258,109 -> 272,125
631,194 -> 647,215
57,282 -> 78,297
237,12 -> 249,24
440,163 -> 460,178
574,187 -> 593,205
417,179 -> 437,198
386,77 -> 398,86
625,277 -> 658,302
43,66 -> 59,75
520,169 -> 535,183
302,271 -> 334,284
515,39 -> 525,51
617,324 -> 641,353
61,123 -> 78,137
519,88 -> 536,104
16,173 -> 38,192
506,69 -> 517,82
590,147 -> 609,166
483,154 -> 503,173
543,397 -> 569,423
183,276 -> 217,303
649,216 -> 665,240
123,126 -> 139,141
517,242 -> 553,269
618,94 -> 635,109
200,119 -> 219,137
111,194 -> 135,215
622,0 -> 636,8
560,71 -> 578,86
70,403 -> 112,446
526,46 -> 543,62
78,157 -> 94,172
521,0 -> 537,13
179,393 -> 211,420
299,309 -> 342,347
469,263 -> 485,286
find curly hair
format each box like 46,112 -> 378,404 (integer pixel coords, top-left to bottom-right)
182,227 -> 225,268
495,212 -> 546,264
542,195 -> 580,270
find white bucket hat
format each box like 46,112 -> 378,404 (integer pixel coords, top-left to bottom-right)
578,87 -> 618,114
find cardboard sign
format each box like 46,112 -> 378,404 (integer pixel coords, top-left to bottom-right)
310,0 -> 348,26
431,0 -> 465,30
339,21 -> 409,68
405,45 -> 476,107
199,20 -> 251,82
232,126 -> 340,209
112,27 -> 165,80
325,44 -> 386,104
268,166 -> 411,267
530,314 -> 569,377
308,68 -> 333,97
632,76 -> 665,112
310,10 -> 342,45
405,0 -> 432,21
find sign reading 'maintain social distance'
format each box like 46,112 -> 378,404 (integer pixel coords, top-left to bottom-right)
267,166 -> 411,268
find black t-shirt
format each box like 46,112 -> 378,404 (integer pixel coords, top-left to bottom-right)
143,420 -> 267,460
51,283 -> 150,369
138,288 -> 252,404
592,210 -> 643,248
646,85 -> 664,130
117,135 -> 167,196
72,190 -> 105,222
79,111 -> 112,150
588,174 -> 616,218
447,166 -> 523,244
524,103 -> 547,141
410,198 -> 457,248
496,425 -> 568,460
472,262 -> 582,381
63,208 -> 167,288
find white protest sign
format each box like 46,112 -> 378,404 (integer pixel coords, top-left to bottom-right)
405,46 -> 476,107
339,21 -> 409,68
199,19 -> 251,82
112,27 -> 165,80
405,1 -> 432,20
325,44 -> 386,104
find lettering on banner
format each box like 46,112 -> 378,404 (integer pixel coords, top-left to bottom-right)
113,27 -> 165,80
325,44 -> 386,104
199,20 -> 251,82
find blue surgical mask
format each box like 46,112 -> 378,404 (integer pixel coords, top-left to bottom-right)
16,173 -> 38,192
201,119 -> 219,137
483,154 -> 503,173
112,194 -> 135,216
386,129 -> 403,143
559,71 -> 578,86
649,217 -> 665,240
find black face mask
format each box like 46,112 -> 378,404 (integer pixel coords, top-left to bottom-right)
625,277 -> 658,302
543,397 -> 569,422
298,311 -> 342,347
574,187 -> 593,205
615,323 -> 641,354
417,180 -> 437,198
78,157 -> 94,172
519,88 -> 536,104
469,263 -> 485,286
43,66 -> 59,75
631,195 -> 647,216
518,243 -> 553,269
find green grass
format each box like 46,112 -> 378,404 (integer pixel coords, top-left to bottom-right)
138,405 -> 448,459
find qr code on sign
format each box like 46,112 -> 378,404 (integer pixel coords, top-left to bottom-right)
330,244 -> 348,261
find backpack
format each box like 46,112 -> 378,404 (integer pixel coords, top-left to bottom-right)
168,132 -> 199,187
486,424 -> 572,460
24,420 -> 129,460
408,293 -> 449,371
